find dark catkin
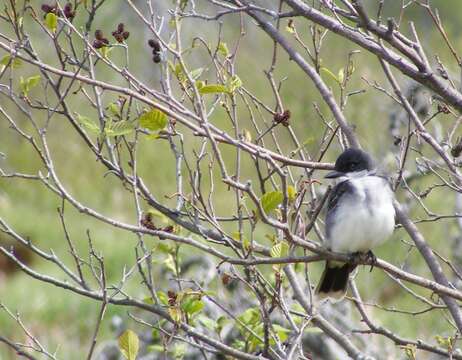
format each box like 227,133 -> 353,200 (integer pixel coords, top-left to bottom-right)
111,23 -> 129,43
93,30 -> 109,49
41,2 -> 75,19
148,39 -> 162,63
153,53 -> 162,63
274,109 -> 291,127
94,29 -> 104,40
451,138 -> 462,158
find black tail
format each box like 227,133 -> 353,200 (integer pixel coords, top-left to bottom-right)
315,262 -> 356,300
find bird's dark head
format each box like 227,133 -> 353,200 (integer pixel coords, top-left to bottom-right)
325,148 -> 375,179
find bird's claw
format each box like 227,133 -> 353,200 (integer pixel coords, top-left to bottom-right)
348,250 -> 377,272
365,250 -> 377,272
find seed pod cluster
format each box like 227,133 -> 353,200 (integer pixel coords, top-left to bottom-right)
112,23 -> 129,43
41,2 -> 75,20
93,29 -> 109,49
148,39 -> 162,63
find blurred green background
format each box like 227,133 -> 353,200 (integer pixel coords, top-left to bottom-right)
1,0 -> 462,358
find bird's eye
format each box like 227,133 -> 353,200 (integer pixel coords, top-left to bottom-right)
349,162 -> 358,170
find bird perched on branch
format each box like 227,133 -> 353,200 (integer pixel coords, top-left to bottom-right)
316,148 -> 395,300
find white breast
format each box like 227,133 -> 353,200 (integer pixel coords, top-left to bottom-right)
327,176 -> 395,253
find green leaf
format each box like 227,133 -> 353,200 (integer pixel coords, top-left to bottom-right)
190,67 -> 204,80
19,75 -> 41,95
168,307 -> 182,323
182,299 -> 204,315
99,46 -> 112,59
45,12 -> 58,33
172,344 -> 187,359
287,185 -> 296,203
164,254 -> 178,275
108,102 -> 119,116
156,291 -> 169,305
76,114 -> 100,133
198,84 -> 228,94
232,231 -> 250,251
273,324 -> 290,342
216,315 -> 228,333
0,55 -> 22,69
218,42 -> 229,57
243,128 -> 252,142
148,208 -> 169,225
227,75 -> 242,93
105,120 -> 135,137
27,75 -> 41,89
338,68 -> 345,84
238,307 -> 260,326
148,344 -> 165,353
260,191 -> 283,214
139,109 -> 168,132
19,76 -> 27,94
320,67 -> 339,84
198,315 -> 215,330
118,330 -> 140,360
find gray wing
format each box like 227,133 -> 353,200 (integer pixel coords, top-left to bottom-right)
325,180 -> 355,246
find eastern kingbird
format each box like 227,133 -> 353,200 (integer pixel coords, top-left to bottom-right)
316,148 -> 395,300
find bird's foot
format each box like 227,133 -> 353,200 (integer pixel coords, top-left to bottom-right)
348,251 -> 377,272
365,250 -> 377,272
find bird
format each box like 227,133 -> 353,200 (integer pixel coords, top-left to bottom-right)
315,148 -> 395,300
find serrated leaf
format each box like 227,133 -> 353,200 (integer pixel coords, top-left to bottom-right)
76,114 -> 100,133
270,243 -> 282,258
105,120 -> 135,136
271,242 -> 289,258
199,84 -> 228,94
260,191 -> 283,214
118,330 -> 139,360
218,42 -> 229,57
45,12 -> 58,33
287,185 -> 296,203
139,109 -> 168,132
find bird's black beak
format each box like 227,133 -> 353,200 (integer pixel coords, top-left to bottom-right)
325,170 -> 344,179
